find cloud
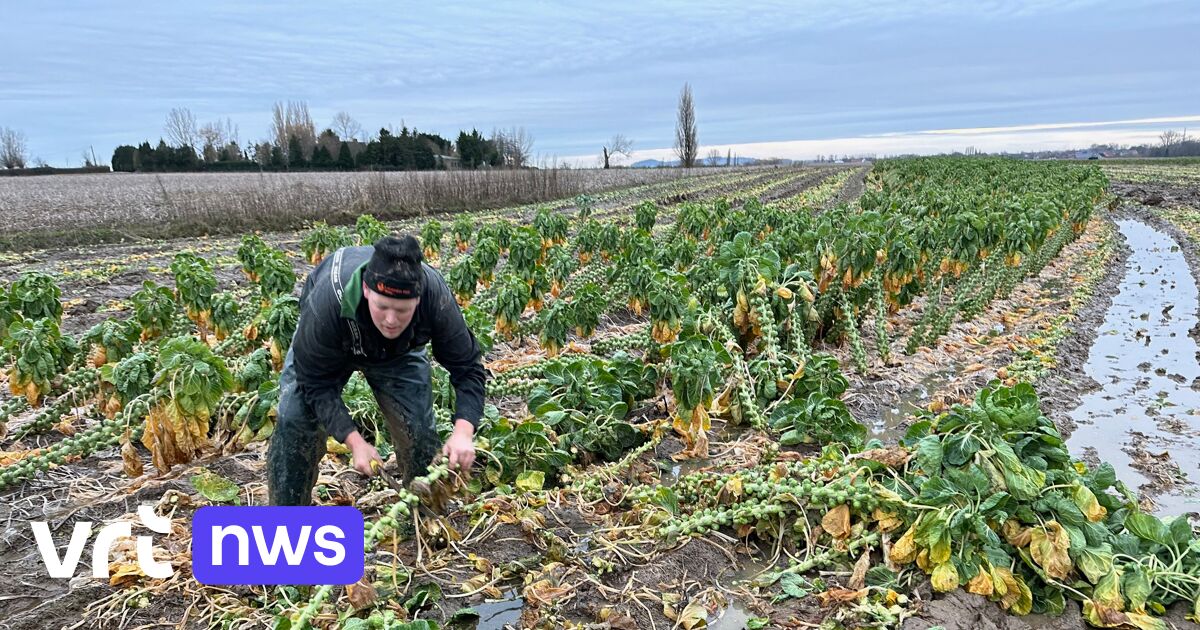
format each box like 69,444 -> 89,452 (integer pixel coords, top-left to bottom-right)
1,1 -> 1197,165
894,116 -> 1200,137
572,116 -> 1198,165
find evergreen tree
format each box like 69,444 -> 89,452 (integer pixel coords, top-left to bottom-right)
111,145 -> 138,172
137,141 -> 155,171
270,145 -> 285,169
336,141 -> 355,170
311,144 -> 333,168
287,134 -> 307,168
154,140 -> 171,171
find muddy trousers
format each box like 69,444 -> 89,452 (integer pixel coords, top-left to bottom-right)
266,346 -> 440,506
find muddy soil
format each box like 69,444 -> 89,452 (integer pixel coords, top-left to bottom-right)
904,589 -> 1198,630
1034,224 -> 1130,436
1111,180 -> 1200,213
0,446 -> 265,630
758,168 -> 846,205
824,165 -> 870,209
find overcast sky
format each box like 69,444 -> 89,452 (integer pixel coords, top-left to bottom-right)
2,1 -> 1198,166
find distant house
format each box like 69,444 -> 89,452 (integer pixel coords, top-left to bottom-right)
436,154 -> 461,169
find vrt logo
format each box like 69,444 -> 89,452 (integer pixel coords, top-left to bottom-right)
31,505 -> 174,579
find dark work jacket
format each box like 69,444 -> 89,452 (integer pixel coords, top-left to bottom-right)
292,246 -> 486,443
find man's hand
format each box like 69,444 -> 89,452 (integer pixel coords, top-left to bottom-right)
442,419 -> 476,475
344,431 -> 383,477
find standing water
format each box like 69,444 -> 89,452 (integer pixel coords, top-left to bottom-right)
1067,219 -> 1200,515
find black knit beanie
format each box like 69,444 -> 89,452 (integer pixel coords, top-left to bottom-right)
363,235 -> 424,298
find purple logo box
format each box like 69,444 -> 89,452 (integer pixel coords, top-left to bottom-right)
192,506 -> 364,585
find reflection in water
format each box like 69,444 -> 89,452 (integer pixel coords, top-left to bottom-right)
1067,220 -> 1200,515
472,589 -> 523,629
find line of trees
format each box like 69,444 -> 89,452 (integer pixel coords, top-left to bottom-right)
109,103 -> 536,173
9,86 -> 703,173
1141,129 -> 1200,158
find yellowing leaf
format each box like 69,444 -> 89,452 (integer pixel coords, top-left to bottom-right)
1010,573 -> 1033,615
661,593 -> 681,621
767,463 -> 788,483
967,570 -> 994,596
1094,569 -> 1125,611
1072,483 -> 1108,522
190,469 -> 239,503
719,476 -> 743,503
816,587 -> 867,607
1002,519 -> 1032,548
873,508 -> 903,533
523,579 -> 571,606
462,574 -> 491,593
678,600 -> 708,630
107,561 -> 145,587
515,470 -> 545,492
1084,600 -> 1133,628
821,504 -> 851,540
1124,612 -> 1170,630
931,562 -> 959,593
1030,521 -> 1072,580
994,567 -> 1021,610
916,548 -> 931,572
929,533 -> 952,565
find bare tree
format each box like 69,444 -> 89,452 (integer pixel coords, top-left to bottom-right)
511,126 -> 534,168
705,148 -> 722,166
0,127 -> 29,169
164,107 -> 198,149
1159,129 -> 1184,157
198,121 -> 224,163
198,123 -> 223,152
674,83 -> 698,168
252,141 -> 273,166
197,118 -> 238,159
331,111 -> 363,142
602,134 -> 633,169
492,126 -> 534,168
271,101 -> 317,162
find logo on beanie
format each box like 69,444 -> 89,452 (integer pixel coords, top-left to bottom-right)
375,281 -> 413,298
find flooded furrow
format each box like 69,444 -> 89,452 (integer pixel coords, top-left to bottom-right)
1067,219 -> 1200,515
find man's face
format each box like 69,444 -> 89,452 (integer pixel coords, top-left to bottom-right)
363,282 -> 419,339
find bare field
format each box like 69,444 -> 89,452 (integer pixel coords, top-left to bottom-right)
0,167 -> 717,249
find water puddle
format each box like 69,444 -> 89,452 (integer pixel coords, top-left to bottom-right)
1067,219 -> 1200,515
871,368 -> 959,440
470,589 -> 523,629
709,602 -> 756,629
660,458 -> 711,486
